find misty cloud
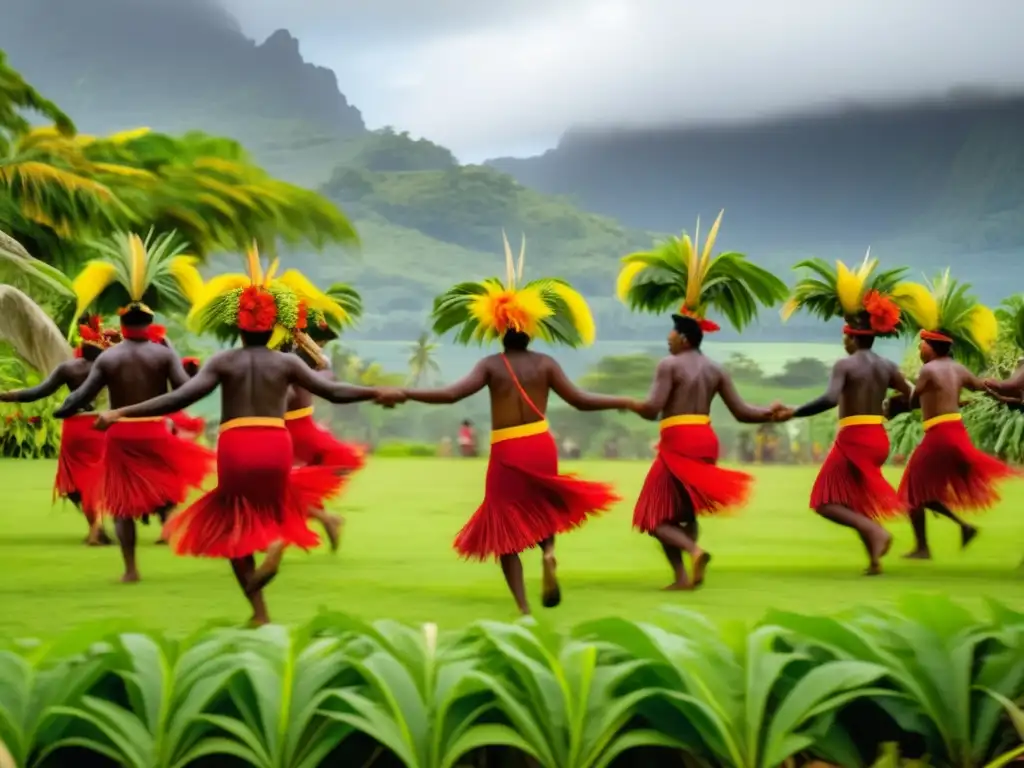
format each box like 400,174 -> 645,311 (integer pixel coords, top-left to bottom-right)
222,0 -> 1024,159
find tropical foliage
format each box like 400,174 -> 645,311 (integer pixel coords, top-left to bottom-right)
407,332 -> 441,387
0,597 -> 1021,767
1,55 -> 357,285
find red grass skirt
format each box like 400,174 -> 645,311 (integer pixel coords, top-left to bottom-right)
455,428 -> 619,560
168,411 -> 205,438
898,419 -> 1018,513
99,419 -> 214,519
810,423 -> 904,520
164,424 -> 331,559
632,423 -> 752,532
287,414 -> 365,472
54,414 -> 105,515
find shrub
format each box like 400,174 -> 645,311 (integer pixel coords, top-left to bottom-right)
0,596 -> 1020,767
373,440 -> 437,458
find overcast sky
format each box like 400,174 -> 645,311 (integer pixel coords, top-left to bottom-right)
217,0 -> 1024,162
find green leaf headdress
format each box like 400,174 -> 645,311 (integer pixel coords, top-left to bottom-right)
70,229 -> 202,324
616,210 -> 787,332
781,249 -> 912,337
894,270 -> 998,369
431,231 -> 596,347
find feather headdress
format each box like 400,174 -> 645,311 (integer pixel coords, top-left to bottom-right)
616,210 -> 787,332
71,230 -> 202,322
303,283 -> 363,344
781,250 -> 911,337
187,243 -> 356,348
431,231 -> 596,347
891,270 -> 997,369
74,314 -> 117,353
187,242 -> 325,347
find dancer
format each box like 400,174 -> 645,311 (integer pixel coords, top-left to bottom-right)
282,331 -> 363,551
616,210 -> 787,589
94,253 -> 390,625
0,316 -> 115,545
779,255 -> 916,574
402,233 -> 633,615
896,271 -> 1007,558
55,230 -> 212,582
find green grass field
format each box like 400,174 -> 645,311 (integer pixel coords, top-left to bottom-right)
2,458 -> 1021,639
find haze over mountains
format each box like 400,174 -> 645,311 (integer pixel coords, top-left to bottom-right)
2,0 -> 1023,343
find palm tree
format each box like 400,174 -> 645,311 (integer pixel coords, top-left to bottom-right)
407,331 -> 440,387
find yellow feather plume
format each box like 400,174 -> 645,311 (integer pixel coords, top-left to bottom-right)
549,283 -> 596,346
965,305 -> 998,352
469,284 -> 551,338
268,325 -> 289,350
835,259 -> 868,315
186,273 -> 251,328
890,282 -> 940,331
245,241 -> 263,285
682,235 -> 700,308
780,297 -> 799,322
277,269 -> 348,322
699,209 -> 724,277
616,260 -> 646,302
501,230 -> 516,289
72,261 -> 118,319
169,257 -> 204,305
127,233 -> 147,301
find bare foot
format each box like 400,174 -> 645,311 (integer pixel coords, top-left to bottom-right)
866,531 -> 892,576
120,571 -> 140,584
692,550 -> 712,587
662,581 -> 694,591
247,614 -> 270,628
541,553 -> 561,608
903,549 -> 931,560
246,542 -> 285,596
324,515 -> 343,553
961,525 -> 979,550
155,537 -> 168,546
86,529 -> 113,547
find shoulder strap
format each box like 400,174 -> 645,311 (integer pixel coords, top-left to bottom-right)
500,354 -> 546,421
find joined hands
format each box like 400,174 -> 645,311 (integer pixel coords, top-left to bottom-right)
374,387 -> 407,408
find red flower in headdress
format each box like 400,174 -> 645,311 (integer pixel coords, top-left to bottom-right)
863,290 -> 900,334
296,301 -> 308,330
679,306 -> 721,333
238,285 -> 278,332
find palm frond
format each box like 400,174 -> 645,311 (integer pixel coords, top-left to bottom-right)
0,285 -> 73,374
0,228 -> 78,333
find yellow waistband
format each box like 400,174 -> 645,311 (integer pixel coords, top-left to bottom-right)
923,412 -> 962,431
285,406 -> 314,421
838,415 -> 885,429
119,416 -> 164,423
660,414 -> 711,431
220,417 -> 286,433
491,420 -> 549,445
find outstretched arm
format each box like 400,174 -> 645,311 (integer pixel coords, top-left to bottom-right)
634,358 -> 675,420
718,370 -> 774,423
404,361 -> 488,404
54,361 -> 108,418
0,363 -> 70,403
889,365 -> 913,402
983,365 -> 1024,396
549,359 -> 634,412
288,357 -> 380,404
106,360 -> 223,420
791,363 -> 846,419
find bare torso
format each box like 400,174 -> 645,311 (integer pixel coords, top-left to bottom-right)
63,358 -> 95,394
835,350 -> 897,418
917,358 -> 977,421
96,341 -> 183,409
486,350 -> 557,430
210,347 -> 307,422
656,351 -> 724,418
